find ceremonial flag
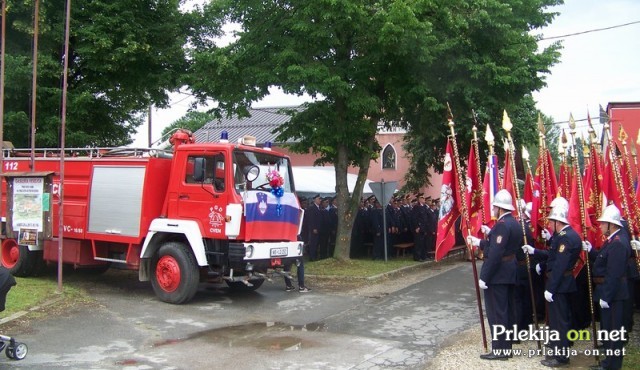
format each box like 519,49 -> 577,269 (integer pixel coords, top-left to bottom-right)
523,171 -> 534,204
482,154 -> 500,226
466,142 -> 483,237
531,149 -> 558,249
583,147 -> 605,248
436,138 -> 462,261
502,149 -> 517,210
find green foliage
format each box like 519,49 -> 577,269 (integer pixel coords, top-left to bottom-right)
2,0 -> 190,148
186,0 -> 563,258
160,110 -> 216,141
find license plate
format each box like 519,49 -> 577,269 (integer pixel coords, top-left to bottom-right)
270,247 -> 288,257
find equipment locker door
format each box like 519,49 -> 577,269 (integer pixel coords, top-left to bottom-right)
176,153 -> 228,238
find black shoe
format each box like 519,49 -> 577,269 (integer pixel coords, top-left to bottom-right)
298,287 -> 311,293
540,358 -> 569,367
285,286 -> 295,292
589,366 -> 605,370
479,353 -> 508,361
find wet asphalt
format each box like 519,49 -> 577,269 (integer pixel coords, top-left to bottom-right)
0,261 -> 480,369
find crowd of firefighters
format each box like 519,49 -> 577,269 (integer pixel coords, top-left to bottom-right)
466,190 -> 638,370
298,193 -> 441,262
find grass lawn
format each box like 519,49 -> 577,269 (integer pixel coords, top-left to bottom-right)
2,275 -> 87,319
305,256 -> 422,278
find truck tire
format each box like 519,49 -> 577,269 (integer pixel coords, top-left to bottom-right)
0,239 -> 43,277
150,242 -> 199,304
226,278 -> 265,292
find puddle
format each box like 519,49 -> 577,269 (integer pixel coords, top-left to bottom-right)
153,322 -> 326,351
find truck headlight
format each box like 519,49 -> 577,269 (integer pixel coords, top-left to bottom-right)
297,243 -> 303,256
245,245 -> 254,258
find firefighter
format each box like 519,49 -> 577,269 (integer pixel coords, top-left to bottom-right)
523,203 -> 581,367
583,205 -> 632,370
467,189 -> 522,360
306,194 -> 323,261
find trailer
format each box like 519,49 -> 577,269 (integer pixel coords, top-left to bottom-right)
0,131 -> 304,304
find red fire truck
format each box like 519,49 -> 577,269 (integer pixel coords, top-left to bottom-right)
0,130 -> 304,304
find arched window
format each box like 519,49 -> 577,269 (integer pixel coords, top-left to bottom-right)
382,144 -> 396,169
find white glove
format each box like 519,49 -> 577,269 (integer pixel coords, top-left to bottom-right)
478,279 -> 488,290
522,245 -> 535,255
467,236 -> 481,247
480,225 -> 492,236
599,299 -> 610,309
582,240 -> 593,253
544,290 -> 554,303
631,240 -> 640,251
541,229 -> 551,241
536,263 -> 542,276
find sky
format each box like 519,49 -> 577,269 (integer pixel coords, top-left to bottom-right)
131,0 -> 640,147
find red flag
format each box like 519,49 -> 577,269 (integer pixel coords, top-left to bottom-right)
558,162 -> 571,198
531,149 -> 558,249
466,143 -> 483,237
502,150 -> 517,210
523,171 -> 534,203
436,138 -> 462,261
583,147 -> 605,248
482,154 -> 500,227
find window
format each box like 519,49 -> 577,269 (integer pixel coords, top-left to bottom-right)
185,153 -> 226,192
382,145 -> 396,169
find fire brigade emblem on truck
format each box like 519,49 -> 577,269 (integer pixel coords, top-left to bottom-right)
257,192 -> 268,215
208,206 -> 224,234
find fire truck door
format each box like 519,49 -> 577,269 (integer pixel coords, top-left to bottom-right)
177,153 -> 228,238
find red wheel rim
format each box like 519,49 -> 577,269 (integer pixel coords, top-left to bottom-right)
1,239 -> 20,268
155,255 -> 181,292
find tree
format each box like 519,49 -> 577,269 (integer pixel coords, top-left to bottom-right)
187,0 -> 563,260
2,0 -> 190,148
161,110 -> 216,141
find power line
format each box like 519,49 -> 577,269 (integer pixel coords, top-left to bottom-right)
538,20 -> 640,41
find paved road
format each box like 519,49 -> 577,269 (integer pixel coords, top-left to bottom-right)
1,261 -> 481,369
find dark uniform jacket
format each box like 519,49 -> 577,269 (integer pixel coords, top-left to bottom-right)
590,230 -> 630,302
537,225 -> 581,294
515,219 -> 535,281
479,212 -> 523,285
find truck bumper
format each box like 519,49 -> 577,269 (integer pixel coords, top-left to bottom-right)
229,241 -> 304,271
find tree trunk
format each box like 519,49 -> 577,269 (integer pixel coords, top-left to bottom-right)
333,139 -> 374,260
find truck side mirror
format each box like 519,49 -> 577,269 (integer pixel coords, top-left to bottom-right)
193,158 -> 205,182
243,165 -> 260,182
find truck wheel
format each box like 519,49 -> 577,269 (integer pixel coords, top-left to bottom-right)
226,278 -> 265,292
150,242 -> 199,304
0,239 -> 42,277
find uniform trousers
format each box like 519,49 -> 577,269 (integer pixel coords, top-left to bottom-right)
547,292 -> 572,363
485,284 -> 514,351
600,299 -> 625,370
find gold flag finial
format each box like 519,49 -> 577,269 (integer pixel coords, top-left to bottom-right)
502,110 -> 512,132
485,124 -> 495,144
619,124 -> 629,144
446,102 -> 454,122
569,113 -> 576,131
522,146 -> 529,161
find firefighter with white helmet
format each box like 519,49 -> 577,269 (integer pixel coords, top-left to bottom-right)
522,202 -> 581,367
466,189 -> 522,360
583,204 -> 630,370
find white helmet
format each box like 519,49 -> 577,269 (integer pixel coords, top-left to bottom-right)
597,204 -> 622,227
525,202 -> 532,218
492,189 -> 515,211
547,206 -> 569,224
549,197 -> 569,211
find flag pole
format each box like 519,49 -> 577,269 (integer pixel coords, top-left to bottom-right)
447,104 -> 488,351
502,110 -> 541,349
568,115 -> 599,364
616,126 -> 640,272
471,112 -> 487,227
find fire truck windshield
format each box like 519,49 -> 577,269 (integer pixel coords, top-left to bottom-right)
233,150 -> 294,193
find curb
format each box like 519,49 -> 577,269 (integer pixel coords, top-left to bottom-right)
306,248 -> 466,282
0,295 -> 65,326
